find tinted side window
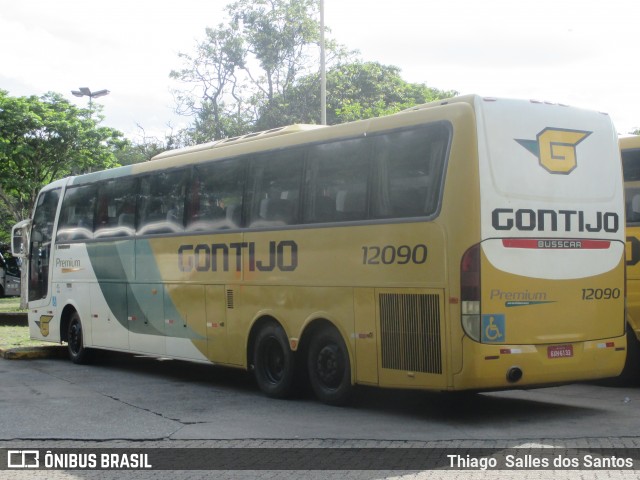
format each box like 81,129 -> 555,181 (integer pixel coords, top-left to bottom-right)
95,177 -> 138,238
303,138 -> 369,223
29,188 -> 60,301
56,185 -> 97,241
371,124 -> 449,219
622,149 -> 640,224
187,159 -> 245,231
622,149 -> 640,181
5,256 -> 20,276
249,149 -> 304,228
137,170 -> 189,235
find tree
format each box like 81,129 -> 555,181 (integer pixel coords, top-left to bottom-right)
256,61 -> 457,129
0,90 -> 126,226
171,0 -> 352,144
114,124 -> 185,166
171,24 -> 249,142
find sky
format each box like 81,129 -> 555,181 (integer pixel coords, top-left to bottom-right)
2,0 -> 639,141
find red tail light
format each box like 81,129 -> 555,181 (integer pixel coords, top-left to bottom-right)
461,243 -> 480,301
461,244 -> 481,341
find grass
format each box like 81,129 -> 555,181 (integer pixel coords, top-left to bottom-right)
0,325 -> 53,349
0,296 -> 26,313
0,296 -> 49,349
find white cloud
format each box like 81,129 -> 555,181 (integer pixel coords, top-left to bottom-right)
2,0 -> 640,137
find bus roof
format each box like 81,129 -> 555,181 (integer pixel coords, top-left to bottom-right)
620,135 -> 640,150
148,94 -> 483,164
66,94 -> 608,187
152,124 -> 325,161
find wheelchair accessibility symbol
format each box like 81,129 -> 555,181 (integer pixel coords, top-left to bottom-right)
481,314 -> 505,343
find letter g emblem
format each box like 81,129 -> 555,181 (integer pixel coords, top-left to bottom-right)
516,128 -> 591,174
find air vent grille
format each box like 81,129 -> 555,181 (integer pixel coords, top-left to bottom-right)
379,293 -> 442,374
226,289 -> 234,309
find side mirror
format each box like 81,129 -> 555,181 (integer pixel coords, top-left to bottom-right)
11,219 -> 31,258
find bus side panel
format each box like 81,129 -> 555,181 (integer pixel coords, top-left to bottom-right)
48,242 -> 97,344
620,137 -> 640,348
354,288 -> 378,385
85,240 -> 135,350
128,282 -> 166,355
228,285 -> 355,369
164,283 -> 208,360
205,285 -> 229,364
626,227 -> 640,339
90,282 -> 129,350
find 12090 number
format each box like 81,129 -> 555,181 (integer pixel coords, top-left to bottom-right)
361,244 -> 428,265
581,288 -> 621,300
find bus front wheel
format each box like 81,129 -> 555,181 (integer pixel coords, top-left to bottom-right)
307,327 -> 352,406
67,312 -> 90,364
253,322 -> 295,398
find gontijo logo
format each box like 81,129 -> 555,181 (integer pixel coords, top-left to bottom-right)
516,128 -> 591,174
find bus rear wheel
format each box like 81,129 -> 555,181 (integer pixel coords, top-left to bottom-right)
307,327 -> 352,406
67,312 -> 90,364
253,322 -> 295,398
619,323 -> 640,384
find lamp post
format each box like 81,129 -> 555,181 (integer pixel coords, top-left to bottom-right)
320,0 -> 326,125
71,87 -> 109,115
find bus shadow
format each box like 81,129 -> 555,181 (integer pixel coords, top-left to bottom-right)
82,350 -> 604,426
88,349 -> 258,393
350,385 -> 603,426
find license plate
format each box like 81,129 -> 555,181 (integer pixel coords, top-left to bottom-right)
547,344 -> 573,359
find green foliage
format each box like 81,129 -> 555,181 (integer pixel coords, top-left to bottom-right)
114,125 -> 186,166
171,0 -> 456,143
257,62 -> 457,129
0,90 -> 126,229
170,23 -> 250,141
228,0 -> 322,99
171,0 -> 354,144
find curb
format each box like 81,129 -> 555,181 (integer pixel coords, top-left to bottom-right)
0,345 -> 68,360
0,312 -> 28,326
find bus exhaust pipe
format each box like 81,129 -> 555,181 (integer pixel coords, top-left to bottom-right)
506,367 -> 523,383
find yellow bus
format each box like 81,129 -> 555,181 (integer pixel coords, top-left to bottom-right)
12,95 -> 627,404
621,134 -> 640,377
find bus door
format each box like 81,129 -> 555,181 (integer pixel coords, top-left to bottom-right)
27,188 -> 62,338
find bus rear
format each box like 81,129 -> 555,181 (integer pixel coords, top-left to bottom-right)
457,98 -> 626,389
621,135 -> 640,375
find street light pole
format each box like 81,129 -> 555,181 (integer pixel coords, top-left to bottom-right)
320,0 -> 326,125
71,87 -> 109,115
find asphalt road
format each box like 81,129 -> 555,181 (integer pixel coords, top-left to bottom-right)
2,350 -> 640,479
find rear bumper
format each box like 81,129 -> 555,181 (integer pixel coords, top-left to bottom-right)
452,335 -> 626,390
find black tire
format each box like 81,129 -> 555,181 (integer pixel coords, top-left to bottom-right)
307,326 -> 352,406
253,322 -> 295,398
619,323 -> 640,384
67,312 -> 90,364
